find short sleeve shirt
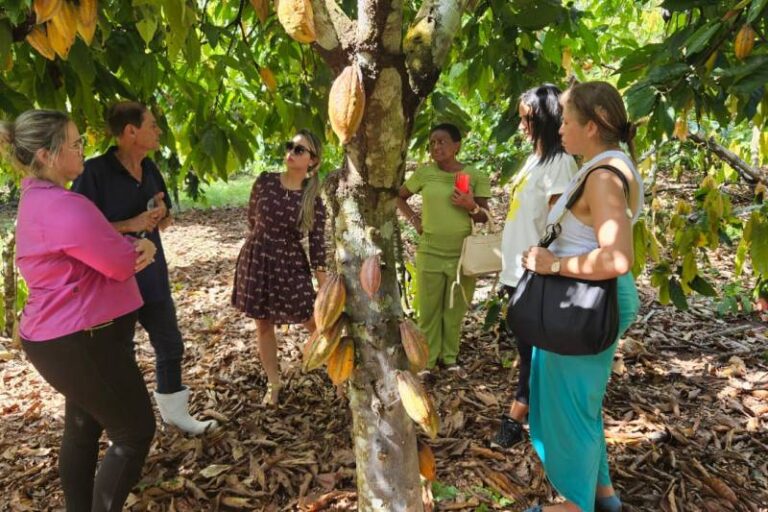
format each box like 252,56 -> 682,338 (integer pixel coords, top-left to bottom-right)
405,163 -> 491,258
500,152 -> 577,287
72,147 -> 172,303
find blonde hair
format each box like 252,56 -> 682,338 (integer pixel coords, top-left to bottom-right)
0,110 -> 70,177
563,81 -> 637,162
296,129 -> 322,233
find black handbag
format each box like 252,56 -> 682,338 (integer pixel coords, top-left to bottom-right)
506,165 -> 631,356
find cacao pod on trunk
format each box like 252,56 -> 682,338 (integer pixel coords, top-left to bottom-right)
328,64 -> 365,144
359,254 -> 381,299
276,0 -> 316,43
326,336 -> 355,385
396,370 -> 439,439
734,24 -> 755,60
304,315 -> 348,371
260,67 -> 277,92
400,319 -> 429,372
313,273 -> 346,333
417,441 -> 436,481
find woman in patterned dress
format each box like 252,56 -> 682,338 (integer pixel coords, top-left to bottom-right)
232,130 -> 327,405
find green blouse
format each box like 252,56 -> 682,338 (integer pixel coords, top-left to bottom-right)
405,163 -> 491,259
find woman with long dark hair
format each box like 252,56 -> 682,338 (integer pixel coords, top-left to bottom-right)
232,130 -> 327,405
494,84 -> 577,448
522,81 -> 643,512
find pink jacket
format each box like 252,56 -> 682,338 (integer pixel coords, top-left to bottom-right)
15,178 -> 143,341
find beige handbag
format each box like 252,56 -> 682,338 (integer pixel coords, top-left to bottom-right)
450,208 -> 502,308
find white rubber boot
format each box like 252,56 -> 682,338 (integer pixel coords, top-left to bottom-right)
154,387 -> 218,436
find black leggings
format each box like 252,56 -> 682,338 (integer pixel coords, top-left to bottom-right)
22,312 -> 156,512
503,286 -> 532,406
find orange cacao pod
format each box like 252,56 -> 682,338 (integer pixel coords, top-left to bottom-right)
276,0 -> 316,43
313,274 -> 346,333
250,0 -> 269,23
303,316 -> 347,372
734,24 -> 755,60
359,254 -> 381,299
328,64 -> 366,144
76,0 -> 98,45
260,67 -> 277,92
400,319 -> 428,372
326,336 -> 355,385
396,370 -> 439,439
417,441 -> 436,481
26,26 -> 56,60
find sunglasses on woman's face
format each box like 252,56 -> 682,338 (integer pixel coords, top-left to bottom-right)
285,141 -> 315,157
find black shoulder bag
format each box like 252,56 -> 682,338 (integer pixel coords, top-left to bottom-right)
505,164 -> 631,356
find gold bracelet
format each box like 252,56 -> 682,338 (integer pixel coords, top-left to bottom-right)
469,205 -> 481,215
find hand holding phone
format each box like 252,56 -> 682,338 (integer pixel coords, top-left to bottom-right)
454,172 -> 470,194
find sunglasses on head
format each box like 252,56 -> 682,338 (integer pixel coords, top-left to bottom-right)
285,141 -> 316,157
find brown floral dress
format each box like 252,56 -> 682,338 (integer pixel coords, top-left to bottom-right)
232,172 -> 326,324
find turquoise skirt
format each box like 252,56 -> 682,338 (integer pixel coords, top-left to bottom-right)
528,273 -> 640,512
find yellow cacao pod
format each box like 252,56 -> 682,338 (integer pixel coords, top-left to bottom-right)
49,1 -> 77,59
326,336 -> 355,385
705,51 -> 718,72
561,47 -> 572,75
303,316 -> 347,371
417,441 -> 436,481
76,0 -> 97,45
313,273 -> 346,333
260,67 -> 277,92
734,24 -> 755,60
276,0 -> 316,43
328,64 -> 366,144
359,254 -> 381,299
26,26 -> 56,61
673,116 -> 688,142
396,370 -> 439,439
250,0 -> 270,24
34,0 -> 62,24
400,318 -> 428,372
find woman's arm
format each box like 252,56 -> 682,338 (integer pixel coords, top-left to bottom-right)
397,185 -> 422,234
523,169 -> 634,281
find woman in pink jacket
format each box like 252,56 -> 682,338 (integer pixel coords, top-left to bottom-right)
1,110 -> 157,512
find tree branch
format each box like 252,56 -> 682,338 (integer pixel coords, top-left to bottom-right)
403,0 -> 468,97
688,132 -> 767,185
311,0 -> 356,71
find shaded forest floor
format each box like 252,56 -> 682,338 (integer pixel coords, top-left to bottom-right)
1,205 -> 767,512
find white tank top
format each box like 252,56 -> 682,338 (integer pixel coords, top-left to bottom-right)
547,150 -> 644,258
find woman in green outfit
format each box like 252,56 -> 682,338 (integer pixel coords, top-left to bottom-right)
521,82 -> 643,512
397,124 -> 491,372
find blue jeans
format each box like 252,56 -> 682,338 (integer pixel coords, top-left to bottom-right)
137,296 -> 184,394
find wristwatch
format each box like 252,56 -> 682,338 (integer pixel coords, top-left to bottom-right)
550,258 -> 561,275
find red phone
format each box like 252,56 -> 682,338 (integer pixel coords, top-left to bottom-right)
454,172 -> 470,194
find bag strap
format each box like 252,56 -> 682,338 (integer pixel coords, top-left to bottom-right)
538,164 -> 632,248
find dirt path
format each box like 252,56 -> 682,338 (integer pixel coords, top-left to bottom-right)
1,206 -> 766,511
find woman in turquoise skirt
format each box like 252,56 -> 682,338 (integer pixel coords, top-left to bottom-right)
520,81 -> 644,512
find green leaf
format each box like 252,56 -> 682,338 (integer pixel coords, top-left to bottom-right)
136,11 -> 159,46
689,275 -> 718,297
632,221 -> 647,277
500,0 -> 566,30
684,21 -> 722,57
200,127 -> 229,176
730,61 -> 768,97
662,0 -> 718,10
669,278 -> 689,310
483,299 -> 502,331
748,0 -> 768,23
625,82 -> 657,120
750,217 -> 768,275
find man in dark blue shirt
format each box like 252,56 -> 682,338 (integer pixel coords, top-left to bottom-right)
73,102 -> 216,435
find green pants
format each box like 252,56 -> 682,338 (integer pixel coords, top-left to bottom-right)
415,251 -> 476,368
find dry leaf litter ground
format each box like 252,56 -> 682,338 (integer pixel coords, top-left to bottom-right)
1,192 -> 767,512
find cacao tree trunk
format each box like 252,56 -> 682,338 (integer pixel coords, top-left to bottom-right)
309,1 -> 467,509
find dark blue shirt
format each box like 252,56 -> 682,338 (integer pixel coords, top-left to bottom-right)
72,147 -> 172,303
